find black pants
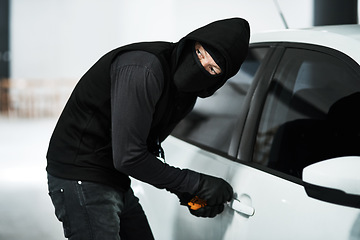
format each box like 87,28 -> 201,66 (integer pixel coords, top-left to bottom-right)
47,174 -> 154,240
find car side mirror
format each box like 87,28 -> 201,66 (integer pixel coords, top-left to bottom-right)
302,156 -> 360,209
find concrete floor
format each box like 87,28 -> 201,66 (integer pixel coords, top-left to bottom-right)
0,117 -> 65,240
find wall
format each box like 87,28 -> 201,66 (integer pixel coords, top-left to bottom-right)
10,0 -> 315,80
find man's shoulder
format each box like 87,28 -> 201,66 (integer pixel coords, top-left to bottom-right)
113,50 -> 163,74
110,50 -> 165,90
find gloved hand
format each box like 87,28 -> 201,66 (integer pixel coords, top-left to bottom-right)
167,173 -> 233,218
195,173 -> 233,206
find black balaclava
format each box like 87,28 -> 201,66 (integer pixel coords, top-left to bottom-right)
172,18 -> 250,98
173,41 -> 225,94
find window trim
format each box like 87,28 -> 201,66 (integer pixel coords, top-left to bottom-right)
228,45 -> 276,157
237,44 -> 285,161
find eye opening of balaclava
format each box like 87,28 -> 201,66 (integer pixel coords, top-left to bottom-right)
173,41 -> 226,96
200,42 -> 226,75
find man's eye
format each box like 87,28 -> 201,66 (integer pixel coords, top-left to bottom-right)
196,49 -> 202,56
210,67 -> 217,75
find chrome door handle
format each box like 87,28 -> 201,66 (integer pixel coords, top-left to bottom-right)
228,198 -> 255,216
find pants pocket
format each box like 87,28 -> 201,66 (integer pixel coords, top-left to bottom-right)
49,188 -> 71,238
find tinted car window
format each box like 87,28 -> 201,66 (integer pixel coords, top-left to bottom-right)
253,47 -> 360,178
172,47 -> 269,153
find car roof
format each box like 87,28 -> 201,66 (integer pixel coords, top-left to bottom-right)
251,24 -> 360,64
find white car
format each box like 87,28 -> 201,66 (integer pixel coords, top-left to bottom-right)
132,25 -> 360,240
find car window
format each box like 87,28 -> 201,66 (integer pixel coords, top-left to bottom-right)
172,47 -> 269,153
253,47 -> 360,178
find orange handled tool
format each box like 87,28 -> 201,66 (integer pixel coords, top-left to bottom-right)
188,196 -> 207,210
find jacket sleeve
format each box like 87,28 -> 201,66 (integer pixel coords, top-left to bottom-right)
110,51 -> 200,195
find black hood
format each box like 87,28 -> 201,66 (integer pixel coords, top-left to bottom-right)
172,17 -> 250,97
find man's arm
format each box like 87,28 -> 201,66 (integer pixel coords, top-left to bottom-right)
110,51 -> 233,218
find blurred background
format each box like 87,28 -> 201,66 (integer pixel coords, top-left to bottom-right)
0,0 -> 358,239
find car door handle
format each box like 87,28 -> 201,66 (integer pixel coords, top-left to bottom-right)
228,198 -> 255,216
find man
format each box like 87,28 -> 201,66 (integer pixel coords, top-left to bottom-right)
47,17 -> 250,239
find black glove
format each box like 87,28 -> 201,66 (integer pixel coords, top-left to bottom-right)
195,174 -> 233,206
166,173 -> 233,218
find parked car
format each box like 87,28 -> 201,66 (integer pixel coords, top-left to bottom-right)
131,24 -> 360,240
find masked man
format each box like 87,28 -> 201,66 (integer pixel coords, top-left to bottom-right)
47,17 -> 250,240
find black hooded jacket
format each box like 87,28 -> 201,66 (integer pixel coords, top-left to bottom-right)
46,18 -> 250,193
